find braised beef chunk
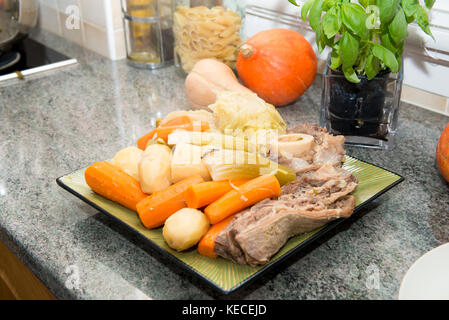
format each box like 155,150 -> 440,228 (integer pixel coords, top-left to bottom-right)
280,164 -> 358,205
214,164 -> 358,266
278,123 -> 346,174
215,123 -> 357,266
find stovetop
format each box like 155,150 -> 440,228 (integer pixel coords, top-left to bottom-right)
0,37 -> 77,79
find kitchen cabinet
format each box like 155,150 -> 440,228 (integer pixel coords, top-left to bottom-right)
0,241 -> 55,300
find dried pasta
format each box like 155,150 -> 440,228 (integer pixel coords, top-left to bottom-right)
173,6 -> 242,73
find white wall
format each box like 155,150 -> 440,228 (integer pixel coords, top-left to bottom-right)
37,0 -> 125,60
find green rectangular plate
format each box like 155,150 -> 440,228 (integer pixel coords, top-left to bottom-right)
56,156 -> 404,294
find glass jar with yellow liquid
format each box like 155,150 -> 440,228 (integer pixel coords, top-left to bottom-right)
122,0 -> 174,68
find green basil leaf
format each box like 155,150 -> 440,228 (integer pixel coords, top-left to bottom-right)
365,54 -> 380,79
406,14 -> 415,24
318,24 -> 336,53
340,31 -> 359,69
288,0 -> 300,6
389,7 -> 408,44
322,6 -> 342,38
307,0 -> 325,31
424,0 -> 436,9
359,0 -> 369,8
414,6 -> 434,39
343,66 -> 361,83
372,43 -> 399,72
341,3 -> 368,38
356,53 -> 367,74
316,26 -> 326,53
330,45 -> 342,69
323,0 -> 340,11
378,0 -> 400,24
401,0 -> 419,18
396,39 -> 405,56
359,0 -> 376,7
381,33 -> 397,54
301,0 -> 317,21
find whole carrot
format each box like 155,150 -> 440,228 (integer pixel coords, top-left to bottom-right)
185,180 -> 250,209
136,175 -> 204,229
85,161 -> 148,211
155,120 -> 209,141
197,214 -> 236,258
204,175 -> 281,224
137,116 -> 210,149
137,129 -> 157,150
137,116 -> 191,150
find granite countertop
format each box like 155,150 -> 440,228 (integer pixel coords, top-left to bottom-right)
1,30 -> 448,300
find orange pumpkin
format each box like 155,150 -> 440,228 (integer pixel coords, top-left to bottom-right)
236,28 -> 317,107
436,123 -> 449,183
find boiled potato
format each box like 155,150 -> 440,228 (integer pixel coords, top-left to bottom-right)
139,143 -> 172,194
163,208 -> 210,251
171,143 -> 212,183
111,146 -> 143,180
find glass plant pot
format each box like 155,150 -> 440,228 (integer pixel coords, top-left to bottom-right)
173,0 -> 246,74
320,54 -> 404,150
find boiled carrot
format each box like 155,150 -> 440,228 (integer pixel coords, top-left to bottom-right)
136,175 -> 204,229
197,214 -> 236,258
204,175 -> 281,224
185,180 -> 250,209
137,129 -> 157,150
85,161 -> 148,211
137,116 -> 210,150
137,116 -> 191,150
154,120 -> 209,142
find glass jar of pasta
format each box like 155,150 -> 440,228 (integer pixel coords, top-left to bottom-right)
173,0 -> 246,73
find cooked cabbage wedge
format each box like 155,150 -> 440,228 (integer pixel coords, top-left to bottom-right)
202,149 -> 296,186
208,91 -> 286,138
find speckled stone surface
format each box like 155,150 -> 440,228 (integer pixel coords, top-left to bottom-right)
0,30 -> 448,300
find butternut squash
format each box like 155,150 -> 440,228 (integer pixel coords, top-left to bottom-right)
185,58 -> 252,110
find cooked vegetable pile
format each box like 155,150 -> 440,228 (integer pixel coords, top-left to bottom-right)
84,91 -> 358,265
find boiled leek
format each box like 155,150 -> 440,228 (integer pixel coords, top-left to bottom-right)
167,131 -> 266,155
202,149 -> 296,186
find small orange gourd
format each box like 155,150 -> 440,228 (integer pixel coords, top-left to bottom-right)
236,28 -> 317,107
436,123 -> 449,182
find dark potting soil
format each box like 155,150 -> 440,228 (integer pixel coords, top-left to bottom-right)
327,69 -> 390,140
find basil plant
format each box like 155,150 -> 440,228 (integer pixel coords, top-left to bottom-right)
289,0 -> 436,83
